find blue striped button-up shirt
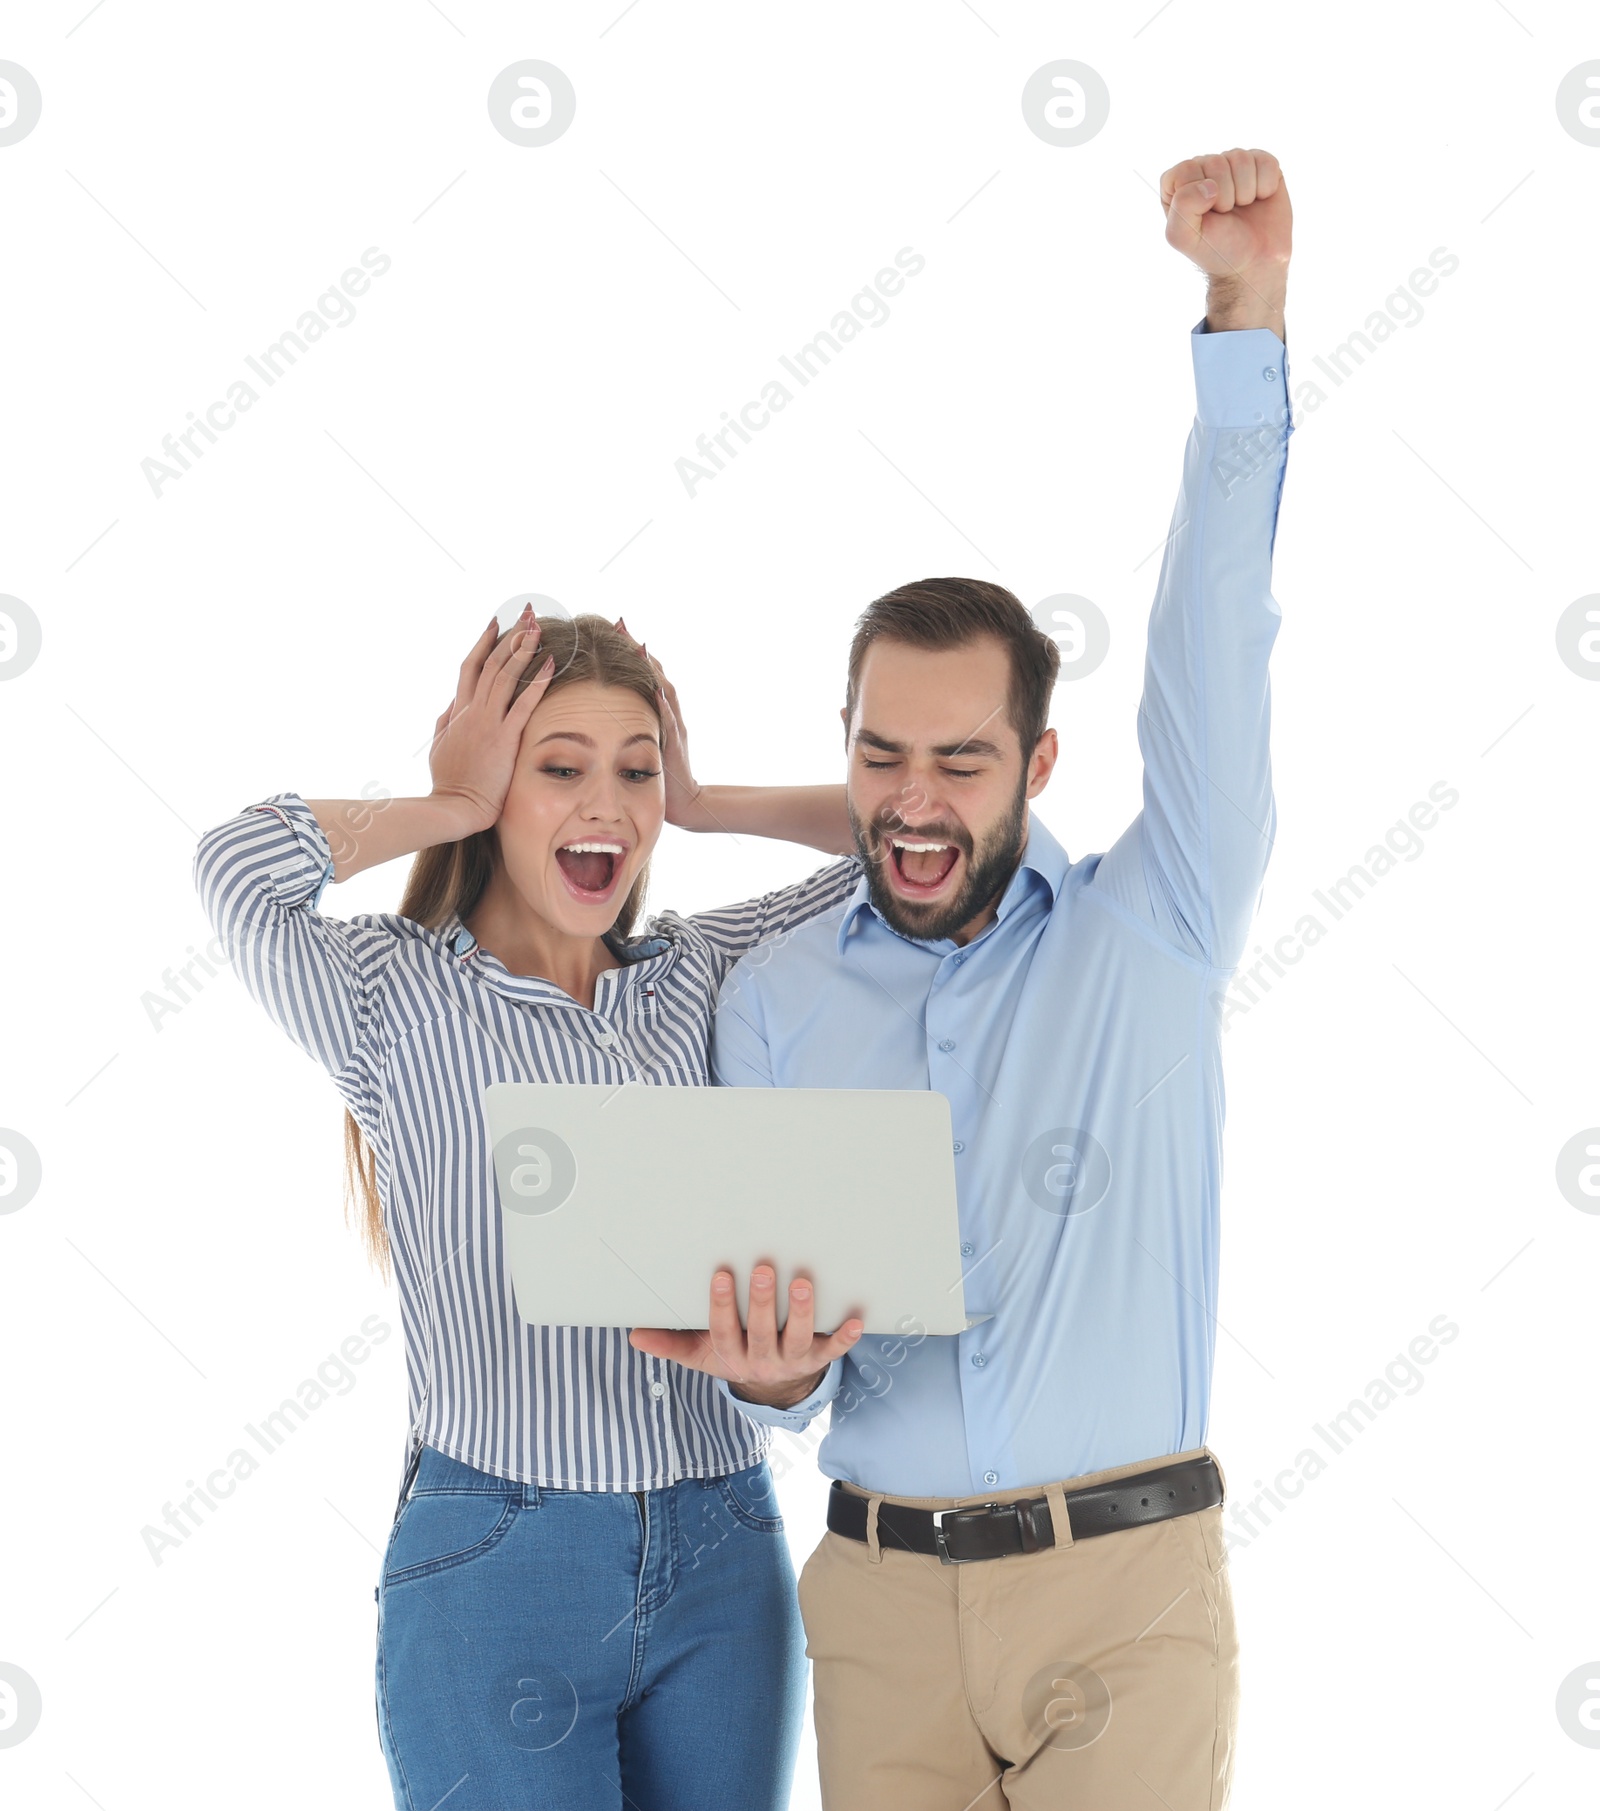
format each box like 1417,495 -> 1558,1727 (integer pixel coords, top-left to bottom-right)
711,323 -> 1293,1498
193,793 -> 861,1497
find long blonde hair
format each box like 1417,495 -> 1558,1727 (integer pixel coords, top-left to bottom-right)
343,613 -> 660,1279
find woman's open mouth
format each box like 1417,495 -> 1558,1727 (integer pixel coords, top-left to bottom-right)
888,837 -> 962,897
554,841 -> 626,904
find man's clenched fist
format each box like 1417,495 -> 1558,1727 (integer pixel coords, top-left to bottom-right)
1160,148 -> 1291,335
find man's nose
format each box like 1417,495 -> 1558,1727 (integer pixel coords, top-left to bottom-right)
890,772 -> 943,815
888,782 -> 954,832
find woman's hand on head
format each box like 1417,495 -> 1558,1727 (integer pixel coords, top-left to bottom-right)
615,620 -> 703,828
428,604 -> 555,836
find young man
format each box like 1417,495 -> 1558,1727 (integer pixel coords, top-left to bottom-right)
633,147 -> 1292,1809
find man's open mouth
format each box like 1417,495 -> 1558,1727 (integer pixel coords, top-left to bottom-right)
554,841 -> 625,901
888,837 -> 961,895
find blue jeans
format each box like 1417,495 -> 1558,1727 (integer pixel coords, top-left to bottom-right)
375,1444 -> 807,1810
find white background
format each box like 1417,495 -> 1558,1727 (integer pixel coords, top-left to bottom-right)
2,2 -> 1597,1807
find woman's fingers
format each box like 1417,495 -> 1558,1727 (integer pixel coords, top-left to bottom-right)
480,614 -> 539,700
508,651 -> 558,733
612,621 -> 685,735
657,687 -> 688,764
452,615 -> 501,711
488,627 -> 544,709
454,607 -> 522,712
656,669 -> 685,727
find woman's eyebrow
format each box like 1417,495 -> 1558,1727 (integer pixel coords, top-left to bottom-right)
531,730 -> 659,750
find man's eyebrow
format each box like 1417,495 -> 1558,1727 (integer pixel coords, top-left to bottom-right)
531,730 -> 659,751
855,727 -> 1006,759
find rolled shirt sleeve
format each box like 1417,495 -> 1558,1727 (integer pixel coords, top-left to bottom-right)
191,789 -> 400,1083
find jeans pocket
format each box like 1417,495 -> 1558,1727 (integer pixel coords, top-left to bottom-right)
714,1461 -> 784,1533
383,1490 -> 520,1586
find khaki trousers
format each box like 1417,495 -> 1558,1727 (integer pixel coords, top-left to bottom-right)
796,1445 -> 1238,1811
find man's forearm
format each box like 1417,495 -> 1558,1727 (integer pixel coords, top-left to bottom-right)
728,1364 -> 829,1410
1205,270 -> 1287,337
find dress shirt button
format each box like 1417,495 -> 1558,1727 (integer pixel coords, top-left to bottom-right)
1263,365 -> 1278,381
938,1038 -> 956,1052
971,1352 -> 986,1368
952,1141 -> 965,1155
983,1470 -> 999,1486
649,1381 -> 666,1399
953,953 -> 966,966
961,1241 -> 974,1257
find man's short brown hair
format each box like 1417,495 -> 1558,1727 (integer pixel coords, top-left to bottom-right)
845,578 -> 1061,751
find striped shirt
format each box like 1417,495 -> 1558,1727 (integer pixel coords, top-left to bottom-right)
192,790 -> 861,1499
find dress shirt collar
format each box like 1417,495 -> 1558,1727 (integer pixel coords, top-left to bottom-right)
435,908 -> 672,1004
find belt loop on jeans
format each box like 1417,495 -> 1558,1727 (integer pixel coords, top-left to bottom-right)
1045,1481 -> 1073,1547
1204,1447 -> 1228,1500
865,1493 -> 885,1564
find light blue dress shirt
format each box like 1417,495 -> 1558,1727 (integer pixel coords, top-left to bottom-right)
710,322 -> 1293,1497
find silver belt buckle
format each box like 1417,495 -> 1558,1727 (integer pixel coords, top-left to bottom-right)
932,1501 -> 1002,1565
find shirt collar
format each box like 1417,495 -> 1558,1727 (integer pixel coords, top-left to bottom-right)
436,910 -> 672,1001
835,813 -> 1070,955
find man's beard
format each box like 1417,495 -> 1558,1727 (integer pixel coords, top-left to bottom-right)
849,768 -> 1030,944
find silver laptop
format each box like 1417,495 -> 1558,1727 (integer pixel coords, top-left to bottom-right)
484,1082 -> 984,1336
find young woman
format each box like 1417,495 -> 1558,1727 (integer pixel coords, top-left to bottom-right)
192,605 -> 863,1810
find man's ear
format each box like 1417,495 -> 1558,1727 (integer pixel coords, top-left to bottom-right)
1025,727 -> 1060,800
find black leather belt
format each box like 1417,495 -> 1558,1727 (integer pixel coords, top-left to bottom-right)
827,1455 -> 1222,1564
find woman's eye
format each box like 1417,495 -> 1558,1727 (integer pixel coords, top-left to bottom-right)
623,768 -> 662,783
542,765 -> 580,779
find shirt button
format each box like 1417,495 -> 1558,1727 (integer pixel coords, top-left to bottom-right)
971,1352 -> 986,1368
953,953 -> 966,966
1263,365 -> 1278,380
938,1038 -> 955,1052
983,1470 -> 999,1486
649,1381 -> 666,1399
952,1141 -> 965,1155
961,1242 -> 974,1257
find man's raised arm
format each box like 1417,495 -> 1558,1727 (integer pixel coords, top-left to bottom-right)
1092,147 -> 1294,971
